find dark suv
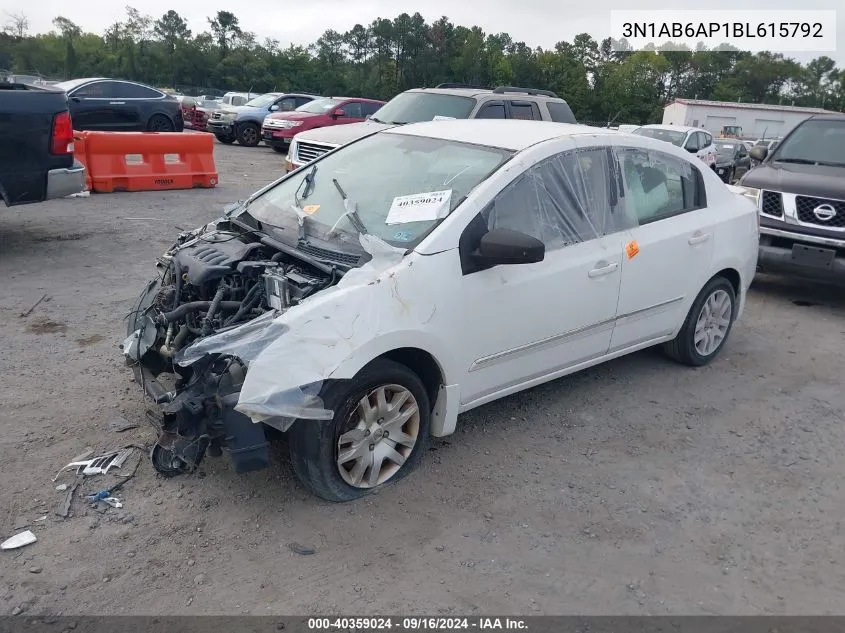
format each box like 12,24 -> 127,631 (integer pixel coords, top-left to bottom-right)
737,114 -> 845,282
285,84 -> 577,171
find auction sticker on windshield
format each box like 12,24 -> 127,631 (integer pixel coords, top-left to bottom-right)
386,190 -> 452,225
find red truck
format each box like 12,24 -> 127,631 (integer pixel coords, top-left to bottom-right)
261,96 -> 385,153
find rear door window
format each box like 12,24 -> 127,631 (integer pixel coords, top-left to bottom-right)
508,101 -> 541,120
113,82 -> 162,99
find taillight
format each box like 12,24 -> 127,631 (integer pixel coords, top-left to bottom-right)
51,111 -> 74,155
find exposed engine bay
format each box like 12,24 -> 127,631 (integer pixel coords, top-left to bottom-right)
124,219 -> 355,476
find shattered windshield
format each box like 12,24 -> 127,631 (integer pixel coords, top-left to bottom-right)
246,132 -> 512,246
633,127 -> 687,147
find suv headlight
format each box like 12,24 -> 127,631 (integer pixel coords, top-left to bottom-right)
733,185 -> 760,204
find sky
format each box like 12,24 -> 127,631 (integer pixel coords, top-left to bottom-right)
4,0 -> 843,67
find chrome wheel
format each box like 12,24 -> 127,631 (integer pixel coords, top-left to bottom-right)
693,289 -> 732,357
336,384 -> 420,489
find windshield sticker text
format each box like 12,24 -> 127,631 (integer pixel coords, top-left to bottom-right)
386,189 -> 453,225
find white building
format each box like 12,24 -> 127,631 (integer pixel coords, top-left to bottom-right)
662,98 -> 839,139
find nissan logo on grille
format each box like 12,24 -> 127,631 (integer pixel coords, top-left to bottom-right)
812,203 -> 837,222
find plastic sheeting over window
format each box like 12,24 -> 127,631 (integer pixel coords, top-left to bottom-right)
483,148 -> 635,250
614,147 -> 700,224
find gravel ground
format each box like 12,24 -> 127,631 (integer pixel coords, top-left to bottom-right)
1,142 -> 845,616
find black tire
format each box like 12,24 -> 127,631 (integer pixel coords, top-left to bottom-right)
216,135 -> 236,144
237,123 -> 260,147
147,114 -> 175,132
288,358 -> 431,502
663,276 -> 737,367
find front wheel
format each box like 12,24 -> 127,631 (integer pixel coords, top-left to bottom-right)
215,135 -> 236,144
288,359 -> 431,502
663,276 -> 736,366
237,123 -> 260,147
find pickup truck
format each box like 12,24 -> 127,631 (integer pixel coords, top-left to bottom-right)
0,82 -> 86,206
736,114 -> 845,282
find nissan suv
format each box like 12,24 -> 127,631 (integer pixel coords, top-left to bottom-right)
284,84 -> 577,172
737,114 -> 845,282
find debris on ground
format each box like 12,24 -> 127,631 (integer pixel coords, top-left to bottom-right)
288,542 -> 316,556
108,417 -> 139,433
1,530 -> 37,550
53,447 -> 135,481
56,478 -> 83,518
19,293 -> 50,318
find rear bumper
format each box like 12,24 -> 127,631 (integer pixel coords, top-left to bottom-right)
45,161 -> 86,199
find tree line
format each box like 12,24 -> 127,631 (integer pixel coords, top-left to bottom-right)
2,7 -> 843,124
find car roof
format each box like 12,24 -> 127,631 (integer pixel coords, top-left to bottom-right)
384,119 -> 617,151
328,96 -> 385,103
639,124 -> 703,133
405,87 -> 565,101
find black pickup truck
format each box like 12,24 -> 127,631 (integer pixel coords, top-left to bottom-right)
736,114 -> 845,282
0,82 -> 86,206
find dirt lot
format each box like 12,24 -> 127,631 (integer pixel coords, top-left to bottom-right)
2,142 -> 845,616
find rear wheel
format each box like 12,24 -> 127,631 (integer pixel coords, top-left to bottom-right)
147,114 -> 174,132
288,359 -> 431,502
663,276 -> 736,367
237,123 -> 260,147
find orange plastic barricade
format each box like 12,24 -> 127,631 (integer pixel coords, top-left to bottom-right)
84,132 -> 218,193
72,130 -> 92,191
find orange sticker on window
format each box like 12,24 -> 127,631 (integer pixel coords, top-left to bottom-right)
626,240 -> 640,259
302,204 -> 320,215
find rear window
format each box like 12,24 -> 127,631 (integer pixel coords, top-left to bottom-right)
546,101 -> 577,123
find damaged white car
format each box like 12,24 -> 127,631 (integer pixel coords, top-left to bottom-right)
124,119 -> 759,501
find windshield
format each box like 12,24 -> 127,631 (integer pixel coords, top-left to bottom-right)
244,94 -> 276,108
53,78 -> 96,93
770,119 -> 845,166
246,132 -> 512,247
370,92 -> 476,124
632,127 -> 687,147
297,98 -> 341,114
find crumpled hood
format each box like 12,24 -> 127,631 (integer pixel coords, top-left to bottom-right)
293,120 -> 393,146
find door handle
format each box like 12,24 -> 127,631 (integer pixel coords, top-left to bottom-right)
688,232 -> 711,246
588,262 -> 619,278
109,101 -> 125,105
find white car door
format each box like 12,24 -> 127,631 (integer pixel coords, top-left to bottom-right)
696,131 -> 717,168
457,147 -> 629,407
609,145 -> 716,352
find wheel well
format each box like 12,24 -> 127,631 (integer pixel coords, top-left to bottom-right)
381,348 -> 443,406
713,268 -> 741,298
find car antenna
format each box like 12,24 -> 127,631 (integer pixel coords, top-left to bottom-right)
606,111 -> 622,128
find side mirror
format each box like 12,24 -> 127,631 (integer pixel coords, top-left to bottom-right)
685,145 -> 698,153
333,109 -> 345,118
473,229 -> 545,267
749,146 -> 768,162
269,105 -> 279,112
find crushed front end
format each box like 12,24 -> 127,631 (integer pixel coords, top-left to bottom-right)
122,218 -> 338,476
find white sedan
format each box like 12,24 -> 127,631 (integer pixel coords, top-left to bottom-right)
126,119 -> 759,502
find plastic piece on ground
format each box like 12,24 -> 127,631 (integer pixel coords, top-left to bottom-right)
1,530 -> 37,550
52,447 -> 134,481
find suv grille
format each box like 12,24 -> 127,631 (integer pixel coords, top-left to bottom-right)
761,190 -> 783,217
795,195 -> 845,229
297,242 -> 361,266
295,142 -> 335,164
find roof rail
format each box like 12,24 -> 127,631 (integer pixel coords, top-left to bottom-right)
492,86 -> 559,98
434,83 -> 486,90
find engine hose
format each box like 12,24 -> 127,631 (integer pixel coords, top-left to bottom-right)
161,301 -> 242,323
223,284 -> 263,326
202,284 -> 228,335
171,260 -> 183,310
